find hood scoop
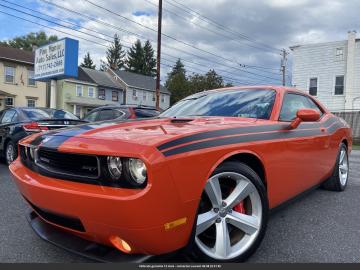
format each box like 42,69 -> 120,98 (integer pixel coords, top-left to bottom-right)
170,118 -> 194,124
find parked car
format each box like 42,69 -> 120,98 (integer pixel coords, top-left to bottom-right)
0,107 -> 84,164
82,105 -> 160,122
10,86 -> 352,262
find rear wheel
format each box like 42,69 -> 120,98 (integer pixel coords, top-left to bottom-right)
322,143 -> 349,191
5,141 -> 17,165
190,161 -> 268,262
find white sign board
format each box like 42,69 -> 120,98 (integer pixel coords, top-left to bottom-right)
34,38 -> 78,81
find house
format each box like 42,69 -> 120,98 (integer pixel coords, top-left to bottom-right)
291,31 -> 360,112
56,67 -> 124,118
0,45 -> 47,110
108,69 -> 171,110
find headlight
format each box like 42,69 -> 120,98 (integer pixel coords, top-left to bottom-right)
107,156 -> 122,180
127,158 -> 147,185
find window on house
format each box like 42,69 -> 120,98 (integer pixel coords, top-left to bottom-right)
152,93 -> 156,101
336,48 -> 344,61
98,89 -> 105,100
5,97 -> 14,107
5,66 -> 15,83
143,92 -> 147,100
161,94 -> 165,103
309,78 -> 318,96
335,76 -> 345,95
27,99 -> 36,108
88,87 -> 95,98
112,91 -> 119,101
76,85 -> 83,97
28,70 -> 36,86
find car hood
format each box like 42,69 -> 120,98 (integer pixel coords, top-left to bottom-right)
21,117 -> 280,158
36,117 -> 268,146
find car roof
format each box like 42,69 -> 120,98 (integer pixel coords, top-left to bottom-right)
204,85 -> 305,94
90,105 -> 159,111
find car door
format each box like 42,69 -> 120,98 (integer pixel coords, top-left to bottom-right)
0,109 -> 17,153
272,92 -> 328,201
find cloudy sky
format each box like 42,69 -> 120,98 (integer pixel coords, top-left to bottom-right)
0,0 -> 359,85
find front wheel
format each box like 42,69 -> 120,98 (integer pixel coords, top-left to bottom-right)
189,161 -> 268,262
322,143 -> 349,192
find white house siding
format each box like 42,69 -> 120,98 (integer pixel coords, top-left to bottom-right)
126,87 -> 170,110
291,31 -> 360,112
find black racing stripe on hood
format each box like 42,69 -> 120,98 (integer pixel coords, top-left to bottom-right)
157,117 -> 337,151
28,125 -> 94,149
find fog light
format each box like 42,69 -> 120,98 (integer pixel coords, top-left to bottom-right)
109,236 -> 132,253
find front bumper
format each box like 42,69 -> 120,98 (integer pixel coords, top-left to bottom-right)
10,159 -> 198,256
27,211 -> 152,263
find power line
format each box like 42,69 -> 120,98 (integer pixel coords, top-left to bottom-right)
144,0 -> 281,76
143,0 -> 277,55
167,0 -> 279,53
2,0 -> 282,83
0,9 -> 257,86
36,0 -> 281,82
83,0 -> 281,79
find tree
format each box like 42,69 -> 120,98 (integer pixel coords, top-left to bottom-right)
204,69 -> 224,90
143,40 -> 156,77
165,59 -> 189,104
106,34 -> 125,70
126,39 -> 144,74
0,31 -> 58,51
80,52 -> 96,69
188,69 -> 224,94
168,59 -> 186,78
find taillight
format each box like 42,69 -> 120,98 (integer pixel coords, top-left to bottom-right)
23,122 -> 49,132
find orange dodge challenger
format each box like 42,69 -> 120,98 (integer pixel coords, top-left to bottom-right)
10,86 -> 352,262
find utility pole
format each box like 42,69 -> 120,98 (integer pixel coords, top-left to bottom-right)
281,49 -> 288,86
155,0 -> 163,110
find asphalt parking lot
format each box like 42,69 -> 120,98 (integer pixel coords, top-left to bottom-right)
0,151 -> 359,263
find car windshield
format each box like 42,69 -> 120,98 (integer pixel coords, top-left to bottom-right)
161,89 -> 276,120
22,108 -> 79,120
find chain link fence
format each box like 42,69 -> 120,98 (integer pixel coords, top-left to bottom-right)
333,111 -> 360,144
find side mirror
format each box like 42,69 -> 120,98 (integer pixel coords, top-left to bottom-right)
290,109 -> 321,129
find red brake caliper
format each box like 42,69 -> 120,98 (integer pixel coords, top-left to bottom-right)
233,201 -> 246,214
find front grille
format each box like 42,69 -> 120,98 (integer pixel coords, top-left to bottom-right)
36,148 -> 100,180
25,197 -> 85,232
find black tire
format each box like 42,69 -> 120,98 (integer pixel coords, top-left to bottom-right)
5,141 -> 17,165
188,161 -> 268,262
322,143 -> 349,192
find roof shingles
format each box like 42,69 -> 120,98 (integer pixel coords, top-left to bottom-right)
0,45 -> 34,64
114,70 -> 170,94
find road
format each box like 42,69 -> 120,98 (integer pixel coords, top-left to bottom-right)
0,151 -> 359,263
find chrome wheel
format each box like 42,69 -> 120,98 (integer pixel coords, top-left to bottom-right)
339,148 -> 348,186
195,172 -> 262,260
6,143 -> 15,164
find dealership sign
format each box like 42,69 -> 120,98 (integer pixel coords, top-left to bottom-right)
34,38 -> 79,81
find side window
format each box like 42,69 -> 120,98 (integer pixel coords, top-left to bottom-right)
280,94 -> 321,122
134,109 -> 160,118
1,110 -> 16,124
83,111 -> 99,122
113,110 -> 126,119
97,109 -> 115,121
304,97 -> 323,117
